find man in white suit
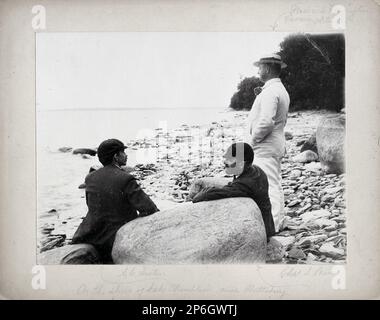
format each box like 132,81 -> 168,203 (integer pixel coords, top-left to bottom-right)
245,53 -> 290,232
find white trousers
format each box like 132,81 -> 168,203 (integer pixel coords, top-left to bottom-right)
253,156 -> 284,232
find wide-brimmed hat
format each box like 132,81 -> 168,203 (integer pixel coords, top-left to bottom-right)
253,53 -> 287,69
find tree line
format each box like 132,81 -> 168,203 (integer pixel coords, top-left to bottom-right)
229,33 -> 345,112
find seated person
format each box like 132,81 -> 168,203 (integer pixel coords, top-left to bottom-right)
192,142 -> 275,240
71,138 -> 159,263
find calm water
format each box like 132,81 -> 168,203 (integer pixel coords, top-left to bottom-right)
37,107 -> 231,151
36,107 -> 236,230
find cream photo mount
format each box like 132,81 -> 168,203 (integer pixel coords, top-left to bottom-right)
0,0 -> 379,300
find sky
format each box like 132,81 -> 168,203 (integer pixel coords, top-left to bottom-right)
36,32 -> 289,110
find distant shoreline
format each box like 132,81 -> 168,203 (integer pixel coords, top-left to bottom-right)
37,107 -> 232,112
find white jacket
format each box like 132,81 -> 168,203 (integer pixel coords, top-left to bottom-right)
245,78 -> 290,158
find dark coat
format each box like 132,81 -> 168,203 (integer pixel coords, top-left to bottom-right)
71,164 -> 159,262
192,165 -> 275,239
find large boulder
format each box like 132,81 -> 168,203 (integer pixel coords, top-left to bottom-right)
316,114 -> 345,174
38,244 -> 100,264
112,198 -> 267,264
188,177 -> 232,199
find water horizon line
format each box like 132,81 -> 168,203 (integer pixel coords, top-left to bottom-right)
37,106 -> 228,112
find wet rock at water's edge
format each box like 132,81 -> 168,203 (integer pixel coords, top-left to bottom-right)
72,148 -> 97,156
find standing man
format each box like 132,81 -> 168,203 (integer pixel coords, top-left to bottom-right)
245,53 -> 290,232
72,138 -> 159,263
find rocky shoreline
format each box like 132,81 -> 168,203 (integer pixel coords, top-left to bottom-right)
39,109 -> 346,264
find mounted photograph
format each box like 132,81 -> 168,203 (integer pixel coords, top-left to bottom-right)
36,31 -> 346,265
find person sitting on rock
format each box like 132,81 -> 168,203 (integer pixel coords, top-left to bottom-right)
192,142 -> 276,240
71,138 -> 159,263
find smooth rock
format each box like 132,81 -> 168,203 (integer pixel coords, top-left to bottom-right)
290,169 -> 302,178
288,248 -> 306,260
188,177 -> 232,199
293,150 -> 319,163
300,209 -> 331,223
323,186 -> 343,195
112,198 -> 267,264
287,199 -> 301,207
316,114 -> 345,174
266,238 -> 286,263
315,218 -> 338,229
321,194 -> 335,203
306,252 -> 318,262
296,234 -> 328,247
318,243 -> 345,259
38,244 -> 100,264
270,236 -> 296,250
304,162 -> 321,172
73,148 -> 97,156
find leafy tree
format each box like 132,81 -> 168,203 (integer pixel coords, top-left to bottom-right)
229,33 -> 345,112
229,76 -> 263,110
279,33 -> 345,112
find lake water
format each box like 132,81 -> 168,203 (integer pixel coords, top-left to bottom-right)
36,107 -> 240,235
37,107 -> 232,151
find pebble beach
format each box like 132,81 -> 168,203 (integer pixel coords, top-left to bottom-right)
38,109 -> 346,264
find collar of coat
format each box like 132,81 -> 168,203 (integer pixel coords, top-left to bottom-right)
262,77 -> 281,90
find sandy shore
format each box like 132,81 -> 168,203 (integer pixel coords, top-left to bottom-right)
38,109 -> 346,264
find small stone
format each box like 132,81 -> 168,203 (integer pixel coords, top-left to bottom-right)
48,209 -> 57,213
266,238 -> 286,263
290,169 -> 302,178
301,209 -> 331,223
296,234 -> 328,247
306,252 -> 318,262
304,162 -> 321,172
298,203 -> 312,214
287,199 -> 301,207
324,225 -> 337,232
328,230 -> 339,237
319,243 -> 345,259
72,148 -> 97,156
285,131 -> 294,140
315,218 -> 338,229
288,248 -> 306,260
293,150 -> 319,163
270,236 -> 296,250
40,235 -> 66,253
323,186 -> 343,195
321,194 -> 335,202
334,199 -> 345,207
340,228 -> 347,234
58,147 -> 73,153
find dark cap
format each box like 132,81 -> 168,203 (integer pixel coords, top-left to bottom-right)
97,138 -> 127,165
224,142 -> 254,164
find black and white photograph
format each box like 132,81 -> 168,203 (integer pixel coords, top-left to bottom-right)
36,31 -> 346,265
2,0 -> 380,301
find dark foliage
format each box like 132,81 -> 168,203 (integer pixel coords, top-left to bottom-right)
280,33 -> 345,112
229,76 -> 263,110
229,33 -> 345,112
